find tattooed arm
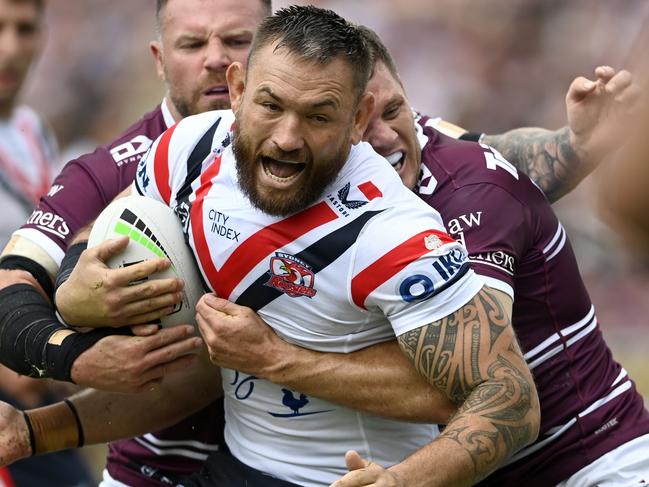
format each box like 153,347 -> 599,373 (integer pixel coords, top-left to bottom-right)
332,286 -> 540,487
482,66 -> 636,203
482,127 -> 577,203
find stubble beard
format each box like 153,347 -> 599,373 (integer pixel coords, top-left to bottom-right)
170,93 -> 230,118
232,123 -> 351,217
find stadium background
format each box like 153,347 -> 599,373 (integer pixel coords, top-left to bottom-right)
23,0 -> 649,479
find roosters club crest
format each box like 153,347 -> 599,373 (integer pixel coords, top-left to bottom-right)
266,253 -> 317,298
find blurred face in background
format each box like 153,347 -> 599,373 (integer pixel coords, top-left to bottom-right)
0,0 -> 43,117
151,0 -> 268,120
364,61 -> 422,190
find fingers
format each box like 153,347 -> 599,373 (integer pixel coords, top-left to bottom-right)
117,306 -> 176,327
566,76 -> 597,103
345,450 -> 369,471
141,324 -> 197,352
594,65 -> 616,83
136,353 -> 199,392
90,237 -> 130,264
103,277 -> 184,324
110,258 -> 174,287
196,313 -> 217,347
603,69 -> 632,93
131,324 -> 160,336
605,70 -> 639,105
140,336 -> 203,372
196,293 -> 242,317
122,275 -> 184,300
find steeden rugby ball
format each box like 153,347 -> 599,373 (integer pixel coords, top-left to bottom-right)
88,195 -> 205,328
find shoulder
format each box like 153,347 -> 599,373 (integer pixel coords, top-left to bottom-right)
418,118 -> 544,204
171,110 -> 235,143
135,110 -> 235,202
156,110 -> 235,169
100,105 -> 168,164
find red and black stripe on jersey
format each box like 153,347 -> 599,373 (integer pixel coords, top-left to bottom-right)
236,209 -> 384,311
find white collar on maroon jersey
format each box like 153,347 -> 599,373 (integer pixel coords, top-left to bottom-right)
412,110 -> 430,151
161,98 -> 177,129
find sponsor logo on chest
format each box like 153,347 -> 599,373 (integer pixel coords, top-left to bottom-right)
446,211 -> 482,248
207,209 -> 240,242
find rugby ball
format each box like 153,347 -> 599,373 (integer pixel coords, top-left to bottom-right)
88,195 -> 205,328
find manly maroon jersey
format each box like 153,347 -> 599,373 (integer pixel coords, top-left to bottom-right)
415,115 -> 649,486
14,102 -> 224,486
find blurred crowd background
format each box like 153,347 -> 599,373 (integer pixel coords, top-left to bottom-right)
25,0 -> 649,391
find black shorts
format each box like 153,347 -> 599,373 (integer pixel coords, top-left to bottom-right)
180,448 -> 302,487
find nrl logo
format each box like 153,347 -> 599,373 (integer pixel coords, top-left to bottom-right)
424,234 -> 443,250
266,253 -> 317,298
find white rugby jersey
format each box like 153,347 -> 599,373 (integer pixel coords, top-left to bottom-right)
0,105 -> 57,248
134,110 -> 484,487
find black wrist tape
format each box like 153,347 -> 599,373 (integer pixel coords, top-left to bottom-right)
0,283 -> 64,377
0,255 -> 54,299
55,242 -> 88,291
45,326 -> 133,382
0,283 -> 132,381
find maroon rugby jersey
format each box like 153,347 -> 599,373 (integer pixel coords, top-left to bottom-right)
416,114 -> 649,486
14,102 -> 224,486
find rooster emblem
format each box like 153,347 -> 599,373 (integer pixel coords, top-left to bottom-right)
281,389 -> 309,415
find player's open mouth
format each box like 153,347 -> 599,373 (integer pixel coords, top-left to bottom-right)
262,156 -> 306,182
386,151 -> 405,172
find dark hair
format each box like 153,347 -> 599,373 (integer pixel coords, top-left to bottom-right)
156,0 -> 272,25
357,25 -> 400,83
247,5 -> 372,102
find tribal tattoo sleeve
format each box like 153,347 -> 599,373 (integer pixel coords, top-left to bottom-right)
397,286 -> 540,483
483,127 -> 580,203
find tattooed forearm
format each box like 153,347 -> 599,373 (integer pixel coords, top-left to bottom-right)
483,127 -> 579,203
397,287 -> 540,482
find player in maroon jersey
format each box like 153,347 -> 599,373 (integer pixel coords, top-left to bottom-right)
329,26 -> 649,487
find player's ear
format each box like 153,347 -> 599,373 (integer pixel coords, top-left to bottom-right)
227,62 -> 246,113
150,41 -> 165,82
351,92 -> 375,145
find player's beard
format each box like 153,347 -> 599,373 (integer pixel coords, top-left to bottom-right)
233,123 -> 350,217
171,94 -> 231,118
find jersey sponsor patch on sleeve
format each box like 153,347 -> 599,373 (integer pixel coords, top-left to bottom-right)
24,209 -> 70,240
351,229 -> 459,309
110,135 -> 153,166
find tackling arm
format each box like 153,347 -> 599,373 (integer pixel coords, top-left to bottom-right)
0,349 -> 220,467
482,66 -> 636,202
